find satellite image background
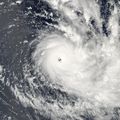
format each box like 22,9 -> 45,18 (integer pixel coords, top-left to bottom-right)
0,0 -> 120,120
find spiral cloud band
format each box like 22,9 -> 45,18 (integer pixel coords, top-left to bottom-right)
32,0 -> 120,110
32,33 -> 120,108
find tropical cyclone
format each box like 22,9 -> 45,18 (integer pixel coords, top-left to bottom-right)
31,0 -> 120,119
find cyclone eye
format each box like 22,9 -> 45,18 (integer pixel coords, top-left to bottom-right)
58,57 -> 62,62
